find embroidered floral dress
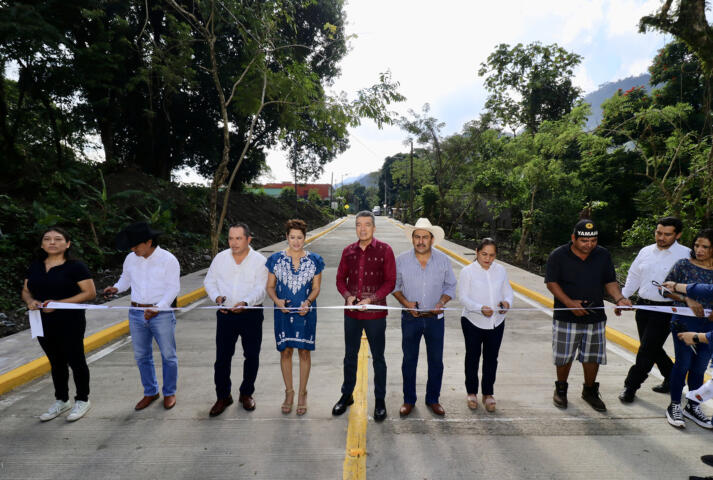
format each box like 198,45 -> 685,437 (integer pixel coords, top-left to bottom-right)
267,250 -> 325,351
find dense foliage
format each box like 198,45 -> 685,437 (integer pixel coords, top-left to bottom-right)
386,39 -> 712,270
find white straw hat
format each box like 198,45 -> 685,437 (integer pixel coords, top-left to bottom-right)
404,218 -> 445,246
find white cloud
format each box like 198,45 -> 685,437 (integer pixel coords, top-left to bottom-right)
264,0 -> 672,183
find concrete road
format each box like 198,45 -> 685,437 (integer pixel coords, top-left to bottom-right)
1,216 -> 711,480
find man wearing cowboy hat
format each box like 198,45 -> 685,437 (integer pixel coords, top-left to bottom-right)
103,222 -> 181,411
392,218 -> 456,416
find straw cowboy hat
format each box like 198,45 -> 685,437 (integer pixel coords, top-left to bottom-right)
404,218 -> 445,246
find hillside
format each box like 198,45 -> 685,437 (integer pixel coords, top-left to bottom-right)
0,169 -> 334,338
583,73 -> 652,130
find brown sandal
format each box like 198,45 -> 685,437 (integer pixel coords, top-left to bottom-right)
467,394 -> 478,410
483,395 -> 496,412
296,390 -> 308,416
281,389 -> 294,414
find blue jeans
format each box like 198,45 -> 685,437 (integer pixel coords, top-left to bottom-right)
341,314 -> 386,400
129,309 -> 178,396
401,311 -> 444,405
670,315 -> 713,403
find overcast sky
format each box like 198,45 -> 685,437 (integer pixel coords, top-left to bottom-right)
255,0 -> 675,186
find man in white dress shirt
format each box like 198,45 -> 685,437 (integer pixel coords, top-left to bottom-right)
204,223 -> 268,417
104,222 -> 181,411
618,217 -> 690,402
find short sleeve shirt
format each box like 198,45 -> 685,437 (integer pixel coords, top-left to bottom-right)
544,243 -> 616,324
26,259 -> 92,322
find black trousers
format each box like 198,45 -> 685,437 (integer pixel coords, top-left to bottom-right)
341,314 -> 387,400
37,316 -> 90,402
214,309 -> 263,399
461,317 -> 505,396
624,308 -> 673,390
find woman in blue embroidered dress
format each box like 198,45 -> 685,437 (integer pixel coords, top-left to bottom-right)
661,228 -> 713,429
266,219 -> 324,416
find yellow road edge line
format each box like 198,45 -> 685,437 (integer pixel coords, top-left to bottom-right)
0,287 -> 202,397
390,217 -> 652,362
0,218 -> 348,397
343,334 -> 369,480
306,217 -> 347,244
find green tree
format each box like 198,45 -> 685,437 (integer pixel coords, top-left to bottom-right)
478,42 -> 583,134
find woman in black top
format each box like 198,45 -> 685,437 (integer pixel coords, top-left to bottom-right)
22,227 -> 96,422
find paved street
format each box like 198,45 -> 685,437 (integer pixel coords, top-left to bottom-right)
1,216 -> 711,479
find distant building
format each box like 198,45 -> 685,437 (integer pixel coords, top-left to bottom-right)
253,182 -> 332,200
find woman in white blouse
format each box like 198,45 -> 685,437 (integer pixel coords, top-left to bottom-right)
457,238 -> 513,412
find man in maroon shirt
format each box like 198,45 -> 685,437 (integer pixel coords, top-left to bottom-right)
332,211 -> 396,421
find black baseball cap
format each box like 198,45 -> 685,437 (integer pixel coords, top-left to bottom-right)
573,219 -> 598,238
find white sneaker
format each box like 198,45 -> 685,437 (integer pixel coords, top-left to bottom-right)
39,400 -> 71,421
66,400 -> 91,422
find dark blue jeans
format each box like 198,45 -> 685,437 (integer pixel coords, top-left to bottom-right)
341,314 -> 386,400
670,315 -> 713,403
401,311 -> 444,405
461,317 -> 505,396
214,309 -> 263,399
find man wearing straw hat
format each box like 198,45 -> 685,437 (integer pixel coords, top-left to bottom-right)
392,218 -> 456,417
104,222 -> 181,411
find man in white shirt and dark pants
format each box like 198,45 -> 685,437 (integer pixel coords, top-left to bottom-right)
619,217 -> 690,402
204,223 -> 268,417
104,222 -> 181,411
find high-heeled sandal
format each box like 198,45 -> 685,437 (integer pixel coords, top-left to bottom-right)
467,394 -> 478,410
483,395 -> 496,412
281,389 -> 294,414
296,390 -> 308,416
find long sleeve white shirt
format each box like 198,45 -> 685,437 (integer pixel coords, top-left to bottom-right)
113,246 -> 181,309
458,261 -> 514,329
204,247 -> 268,306
621,241 -> 690,301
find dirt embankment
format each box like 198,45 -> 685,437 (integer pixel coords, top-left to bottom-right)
1,170 -> 334,338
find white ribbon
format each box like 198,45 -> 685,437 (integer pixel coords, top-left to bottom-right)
36,301 -> 712,317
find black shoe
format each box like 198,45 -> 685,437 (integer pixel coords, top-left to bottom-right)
553,381 -> 568,409
373,399 -> 387,422
618,387 -> 636,403
331,394 -> 354,416
701,455 -> 713,467
652,378 -> 670,394
582,382 -> 607,412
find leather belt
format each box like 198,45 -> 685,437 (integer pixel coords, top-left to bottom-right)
638,299 -> 673,306
131,302 -> 155,308
404,310 -> 438,318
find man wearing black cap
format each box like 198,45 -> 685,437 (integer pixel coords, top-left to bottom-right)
103,222 -> 181,411
545,219 -> 631,412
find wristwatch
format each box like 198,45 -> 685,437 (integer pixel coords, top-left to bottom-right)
693,334 -> 700,344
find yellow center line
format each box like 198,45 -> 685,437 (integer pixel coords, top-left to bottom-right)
343,334 -> 369,480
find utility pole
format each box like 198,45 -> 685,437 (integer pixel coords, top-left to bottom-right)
409,139 -> 414,221
384,179 -> 388,214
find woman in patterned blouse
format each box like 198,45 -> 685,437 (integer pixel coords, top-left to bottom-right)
266,219 -> 325,416
663,228 -> 713,429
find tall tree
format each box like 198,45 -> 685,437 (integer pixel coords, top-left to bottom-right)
478,42 -> 583,134
166,0 -> 403,253
640,1 -> 713,221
